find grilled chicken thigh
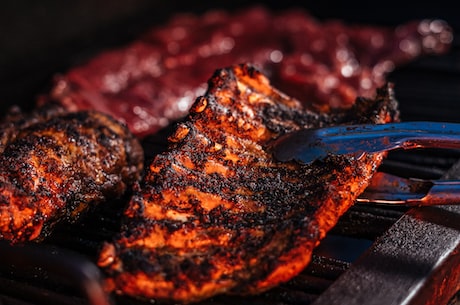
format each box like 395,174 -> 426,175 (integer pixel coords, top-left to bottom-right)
98,64 -> 399,303
0,105 -> 143,243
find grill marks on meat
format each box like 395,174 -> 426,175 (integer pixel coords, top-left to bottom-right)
44,6 -> 451,137
0,105 -> 144,243
97,64 -> 399,303
0,104 -> 68,152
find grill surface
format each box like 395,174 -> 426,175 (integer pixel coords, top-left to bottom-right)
0,1 -> 460,305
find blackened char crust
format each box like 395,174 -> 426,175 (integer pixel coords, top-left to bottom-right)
98,64 -> 399,303
0,105 -> 144,243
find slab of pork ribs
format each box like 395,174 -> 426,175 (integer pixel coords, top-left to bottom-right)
98,64 -> 400,303
43,6 -> 451,137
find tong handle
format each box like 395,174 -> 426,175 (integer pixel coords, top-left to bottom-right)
417,180 -> 460,206
273,121 -> 460,164
357,172 -> 460,206
327,121 -> 460,152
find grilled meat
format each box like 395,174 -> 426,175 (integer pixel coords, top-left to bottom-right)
0,105 -> 143,243
0,104 -> 68,152
42,6 -> 450,137
98,64 -> 399,303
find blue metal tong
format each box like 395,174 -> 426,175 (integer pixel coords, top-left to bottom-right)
273,121 -> 460,206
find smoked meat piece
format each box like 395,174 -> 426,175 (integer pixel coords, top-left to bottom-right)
98,64 -> 399,303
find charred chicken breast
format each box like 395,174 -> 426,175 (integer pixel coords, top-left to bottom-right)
98,64 -> 399,303
0,105 -> 143,243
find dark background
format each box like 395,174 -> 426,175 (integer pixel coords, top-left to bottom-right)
1,0 -> 459,120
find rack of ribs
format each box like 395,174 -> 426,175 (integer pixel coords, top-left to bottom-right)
98,64 -> 400,303
43,6 -> 451,138
0,104 -> 144,243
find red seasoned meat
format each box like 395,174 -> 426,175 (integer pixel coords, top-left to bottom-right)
42,6 -> 451,137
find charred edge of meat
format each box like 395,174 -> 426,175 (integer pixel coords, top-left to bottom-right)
0,107 -> 144,243
0,102 -> 68,154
